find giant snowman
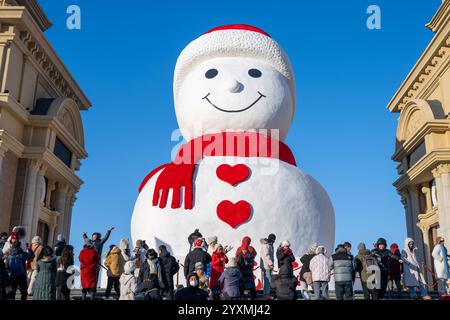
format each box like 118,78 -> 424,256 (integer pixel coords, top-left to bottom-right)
132,24 -> 335,275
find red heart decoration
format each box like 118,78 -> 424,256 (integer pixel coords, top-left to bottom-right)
216,164 -> 250,186
216,200 -> 252,229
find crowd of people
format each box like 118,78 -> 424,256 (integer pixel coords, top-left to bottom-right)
0,226 -> 449,301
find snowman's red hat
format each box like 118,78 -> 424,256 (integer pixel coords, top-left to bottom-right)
174,24 -> 295,104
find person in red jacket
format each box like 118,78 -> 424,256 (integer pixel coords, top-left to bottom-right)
388,243 -> 403,299
78,241 -> 100,300
210,244 -> 228,299
235,236 -> 257,258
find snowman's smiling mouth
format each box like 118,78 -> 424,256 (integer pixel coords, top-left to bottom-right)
202,91 -> 266,113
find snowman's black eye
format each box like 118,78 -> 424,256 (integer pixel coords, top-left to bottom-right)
205,69 -> 218,79
248,68 -> 262,78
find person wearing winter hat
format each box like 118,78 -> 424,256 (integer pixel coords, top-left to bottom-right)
401,238 -> 431,300
371,237 -> 402,299
206,236 -> 218,255
309,246 -> 330,300
260,234 -> 276,297
2,226 -> 27,256
354,244 -> 379,300
119,239 -> 131,261
188,229 -> 203,251
131,239 -> 148,279
119,260 -> 140,300
330,244 -> 354,300
299,243 -> 318,300
139,248 -> 168,300
276,240 -> 295,277
83,227 -> 114,256
104,245 -> 126,299
218,257 -> 242,300
5,231 -> 35,300
183,238 -> 212,279
195,261 -> 210,293
235,236 -> 257,258
158,245 -> 179,299
53,234 -> 66,257
387,243 -> 403,299
209,243 -> 228,299
27,235 -> 43,296
236,243 -> 256,299
432,237 -> 450,297
174,272 -> 208,301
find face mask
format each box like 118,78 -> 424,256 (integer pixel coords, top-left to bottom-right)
190,279 -> 198,287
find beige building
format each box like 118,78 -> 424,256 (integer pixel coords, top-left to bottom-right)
0,0 -> 91,245
388,0 -> 450,273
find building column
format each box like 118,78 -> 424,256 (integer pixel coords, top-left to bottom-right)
21,160 -> 41,243
30,163 -> 47,239
408,185 -> 426,263
55,183 -> 69,240
400,190 -> 413,237
64,192 -> 77,243
45,179 -> 56,209
433,164 -> 450,242
48,224 -> 56,246
0,146 -> 6,182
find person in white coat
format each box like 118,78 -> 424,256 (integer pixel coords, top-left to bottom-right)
309,246 -> 330,300
401,238 -> 431,300
119,261 -> 140,300
260,233 -> 276,297
432,237 -> 449,296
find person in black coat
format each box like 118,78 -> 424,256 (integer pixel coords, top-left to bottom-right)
371,238 -> 402,300
277,240 -> 296,277
53,234 -> 66,257
159,245 -> 180,299
82,227 -> 114,257
187,229 -> 203,251
183,239 -> 211,278
236,245 -> 256,299
0,253 -> 8,300
271,266 -> 298,300
174,272 -> 208,300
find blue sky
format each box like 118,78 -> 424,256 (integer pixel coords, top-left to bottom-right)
39,0 -> 441,256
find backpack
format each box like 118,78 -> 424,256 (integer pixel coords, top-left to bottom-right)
169,256 -> 180,276
363,256 -> 378,274
8,252 -> 25,277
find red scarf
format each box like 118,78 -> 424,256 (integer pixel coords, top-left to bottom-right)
139,131 -> 297,210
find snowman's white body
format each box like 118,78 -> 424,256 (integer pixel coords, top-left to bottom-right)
131,25 -> 336,284
131,156 -> 334,265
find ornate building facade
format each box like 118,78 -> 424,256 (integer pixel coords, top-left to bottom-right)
388,0 -> 450,273
0,0 -> 91,245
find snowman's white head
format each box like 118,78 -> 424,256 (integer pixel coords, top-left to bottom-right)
174,25 -> 296,141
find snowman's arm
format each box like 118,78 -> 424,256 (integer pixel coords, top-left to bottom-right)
138,164 -> 169,193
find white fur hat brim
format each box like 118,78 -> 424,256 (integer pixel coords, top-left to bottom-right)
173,25 -> 296,106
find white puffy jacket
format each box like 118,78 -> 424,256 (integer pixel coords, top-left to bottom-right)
310,253 -> 331,282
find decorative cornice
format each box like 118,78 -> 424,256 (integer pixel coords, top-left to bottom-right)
0,128 -> 24,156
18,30 -> 81,107
15,0 -> 52,32
392,120 -> 450,162
387,4 -> 450,114
0,7 -> 92,110
394,150 -> 450,190
426,0 -> 450,33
